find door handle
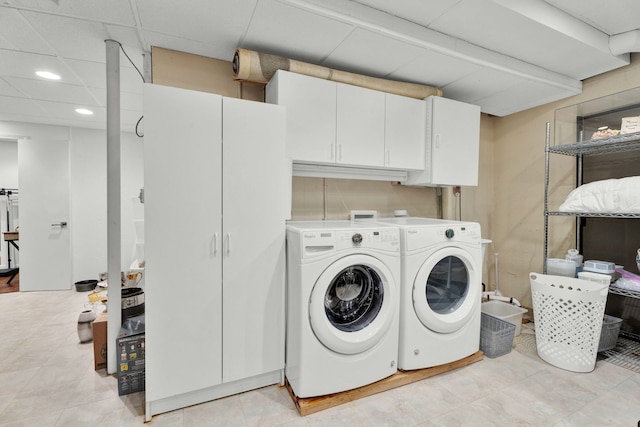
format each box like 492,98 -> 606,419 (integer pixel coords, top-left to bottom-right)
51,221 -> 68,228
225,233 -> 231,254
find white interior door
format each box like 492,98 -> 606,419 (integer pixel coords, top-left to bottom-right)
18,138 -> 71,291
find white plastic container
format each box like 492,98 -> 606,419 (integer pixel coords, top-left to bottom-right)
566,249 -> 583,275
577,271 -> 611,286
481,300 -> 528,336
546,258 -> 577,277
583,260 -> 615,282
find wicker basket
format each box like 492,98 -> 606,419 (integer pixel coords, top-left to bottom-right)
529,272 -> 609,372
480,313 -> 516,358
598,314 -> 623,352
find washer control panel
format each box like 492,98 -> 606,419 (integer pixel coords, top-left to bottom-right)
300,227 -> 400,257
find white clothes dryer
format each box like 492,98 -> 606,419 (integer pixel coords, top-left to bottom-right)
367,217 -> 482,370
285,221 -> 400,398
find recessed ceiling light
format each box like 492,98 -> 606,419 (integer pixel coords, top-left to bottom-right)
598,126 -> 609,130
35,70 -> 61,80
75,108 -> 94,115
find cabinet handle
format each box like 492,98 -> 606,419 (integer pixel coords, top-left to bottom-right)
225,233 -> 231,254
211,233 -> 218,256
435,134 -> 441,149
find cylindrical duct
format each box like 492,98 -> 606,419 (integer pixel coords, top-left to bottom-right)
233,48 -> 442,99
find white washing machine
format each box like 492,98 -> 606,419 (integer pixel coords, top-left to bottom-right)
367,217 -> 482,370
285,221 -> 400,398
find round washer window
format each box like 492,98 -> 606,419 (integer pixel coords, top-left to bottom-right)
309,254 -> 397,355
324,265 -> 384,332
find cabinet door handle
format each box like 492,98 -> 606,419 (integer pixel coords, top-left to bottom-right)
225,233 -> 231,254
211,233 -> 218,256
435,134 -> 441,149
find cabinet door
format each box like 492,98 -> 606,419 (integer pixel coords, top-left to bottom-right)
405,96 -> 480,186
336,83 -> 385,167
430,96 -> 480,186
385,93 -> 426,170
144,84 -> 223,402
266,70 -> 336,163
221,98 -> 287,383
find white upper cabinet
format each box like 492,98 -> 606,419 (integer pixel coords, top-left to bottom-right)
405,96 -> 481,186
336,82 -> 385,167
266,70 -> 336,163
267,70 -> 425,170
385,93 -> 426,170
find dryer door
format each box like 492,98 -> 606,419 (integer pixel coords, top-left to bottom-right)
309,254 -> 397,355
412,246 -> 481,334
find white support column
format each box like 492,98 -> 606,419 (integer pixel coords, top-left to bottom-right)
105,39 -> 121,375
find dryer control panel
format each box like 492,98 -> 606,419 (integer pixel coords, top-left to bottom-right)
405,222 -> 481,252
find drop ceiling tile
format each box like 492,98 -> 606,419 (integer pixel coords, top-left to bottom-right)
354,0 -> 460,27
440,68 -> 526,104
137,0 -> 255,48
0,8 -> 55,54
5,76 -> 99,105
143,30 -> 237,62
37,99 -> 105,121
0,78 -> 23,97
63,58 -> 144,94
0,95 -> 45,116
10,0 -> 136,26
0,49 -> 83,84
20,11 -> 112,63
322,28 -> 427,78
476,80 -> 581,116
388,49 -> 482,88
242,0 -> 355,64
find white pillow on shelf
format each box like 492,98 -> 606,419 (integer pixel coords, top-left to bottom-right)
558,176 -> 640,213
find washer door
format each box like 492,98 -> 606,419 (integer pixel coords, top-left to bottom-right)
412,246 -> 480,334
309,254 -> 397,355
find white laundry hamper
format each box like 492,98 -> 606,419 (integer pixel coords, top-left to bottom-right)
529,272 -> 609,373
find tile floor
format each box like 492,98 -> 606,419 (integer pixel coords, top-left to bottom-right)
1,289 -> 639,426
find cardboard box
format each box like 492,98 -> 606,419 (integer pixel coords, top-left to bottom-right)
92,311 -> 108,370
117,315 -> 145,395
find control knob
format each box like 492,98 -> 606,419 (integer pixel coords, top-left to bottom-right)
352,233 -> 363,244
445,229 -> 455,239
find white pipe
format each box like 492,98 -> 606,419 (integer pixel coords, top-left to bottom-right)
482,291 -> 522,307
610,30 -> 640,56
494,252 -> 502,296
105,39 -> 121,375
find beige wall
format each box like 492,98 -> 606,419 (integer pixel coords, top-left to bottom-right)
150,46 -> 640,308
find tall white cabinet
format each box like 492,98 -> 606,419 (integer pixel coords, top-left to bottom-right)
143,84 -> 288,420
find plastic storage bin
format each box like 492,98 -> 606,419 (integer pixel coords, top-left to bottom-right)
529,273 -> 609,372
480,312 -> 516,358
481,300 -> 528,336
546,258 -> 577,277
598,314 -> 623,352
